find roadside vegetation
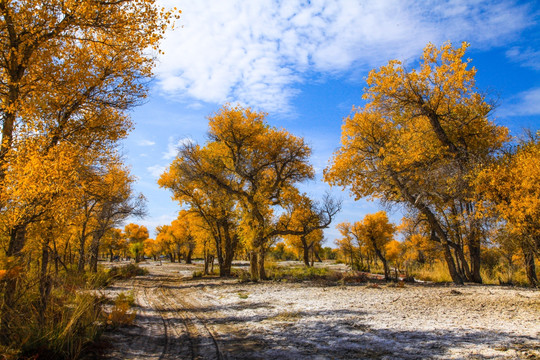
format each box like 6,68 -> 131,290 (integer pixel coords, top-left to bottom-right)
0,0 -> 178,358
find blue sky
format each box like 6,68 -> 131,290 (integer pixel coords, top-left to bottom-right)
122,0 -> 540,243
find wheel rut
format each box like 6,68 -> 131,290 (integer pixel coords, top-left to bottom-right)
155,281 -> 224,360
104,272 -> 224,360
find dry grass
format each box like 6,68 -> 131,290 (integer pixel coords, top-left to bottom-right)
409,261 -> 453,282
0,263 -> 147,359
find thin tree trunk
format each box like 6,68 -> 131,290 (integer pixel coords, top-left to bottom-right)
302,236 -> 310,267
53,236 -> 59,275
38,240 -> 52,325
77,225 -> 89,272
89,230 -> 104,273
203,248 -> 209,275
373,246 -> 390,281
315,249 -> 322,263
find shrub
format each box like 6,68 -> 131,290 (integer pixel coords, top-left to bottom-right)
104,292 -> 136,328
108,263 -> 148,280
267,265 -> 334,282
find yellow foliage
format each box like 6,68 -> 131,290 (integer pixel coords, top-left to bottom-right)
476,136 -> 540,240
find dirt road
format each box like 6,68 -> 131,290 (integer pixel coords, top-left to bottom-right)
100,262 -> 539,359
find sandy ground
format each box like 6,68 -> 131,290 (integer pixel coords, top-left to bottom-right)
98,261 -> 540,360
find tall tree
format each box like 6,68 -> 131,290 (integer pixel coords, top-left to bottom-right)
0,0 -> 176,333
476,133 -> 540,286
159,160 -> 240,276
124,223 -> 149,263
282,194 -> 329,267
355,211 -> 396,281
162,105 -> 339,280
87,163 -> 146,272
325,42 -> 508,284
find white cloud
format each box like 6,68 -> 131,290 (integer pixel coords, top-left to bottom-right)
138,139 -> 156,146
147,164 -> 166,179
506,46 -> 540,70
162,136 -> 194,160
499,87 -> 540,117
156,0 -> 530,113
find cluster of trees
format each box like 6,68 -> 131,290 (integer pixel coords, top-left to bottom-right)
326,42 -> 539,286
159,105 -> 341,281
336,211 -> 397,281
0,0 -> 176,348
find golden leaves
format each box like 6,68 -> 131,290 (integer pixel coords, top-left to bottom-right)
325,42 -> 509,209
476,137 -> 540,238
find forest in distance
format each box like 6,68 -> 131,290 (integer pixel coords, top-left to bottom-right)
0,1 -> 539,359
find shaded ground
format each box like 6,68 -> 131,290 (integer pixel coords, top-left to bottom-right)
98,261 -> 540,359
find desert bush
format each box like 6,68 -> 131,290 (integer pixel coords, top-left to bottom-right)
232,268 -> 251,282
266,266 -> 336,282
104,292 -> 136,328
339,271 -> 369,284
108,263 -> 148,280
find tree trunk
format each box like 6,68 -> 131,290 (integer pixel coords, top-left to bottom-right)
249,251 -> 259,281
454,244 -> 473,282
186,246 -> 193,264
1,225 -> 27,340
392,173 -> 464,284
258,249 -> 267,280
315,249 -> 322,263
89,230 -> 104,273
77,226 -> 88,272
53,237 -> 59,275
522,244 -> 538,287
224,231 -> 238,277
468,236 -> 483,283
373,246 -> 390,281
220,251 -> 233,277
302,236 -> 311,267
215,234 -> 224,274
441,241 -> 464,284
39,240 -> 52,325
203,249 -> 210,275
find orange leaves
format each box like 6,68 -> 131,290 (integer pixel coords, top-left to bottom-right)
476,135 -> 540,239
325,42 -> 509,212
0,266 -> 23,281
124,223 -> 149,244
161,104 -> 315,253
356,211 -> 395,247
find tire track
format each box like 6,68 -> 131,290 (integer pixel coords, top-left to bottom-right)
103,267 -> 228,359
155,277 -> 224,360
